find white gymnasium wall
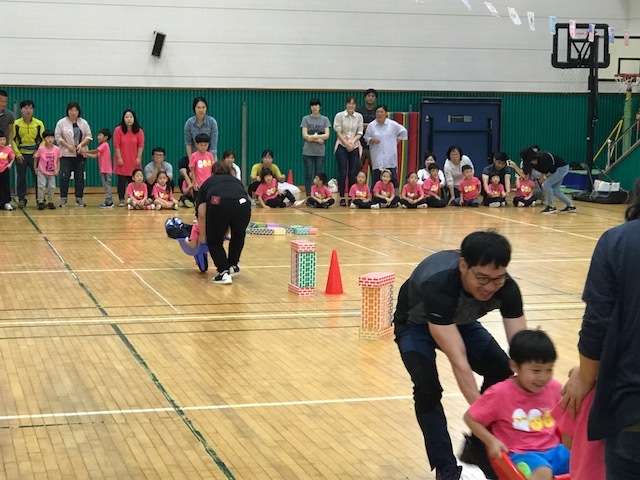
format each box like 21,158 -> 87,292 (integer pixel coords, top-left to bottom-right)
0,0 -> 630,93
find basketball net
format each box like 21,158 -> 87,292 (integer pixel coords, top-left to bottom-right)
615,74 -> 640,97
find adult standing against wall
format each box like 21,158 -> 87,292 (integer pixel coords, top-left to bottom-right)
113,109 -> 145,207
12,100 -> 45,208
394,231 -> 526,480
443,145 -> 474,206
196,161 -> 251,285
300,98 -> 330,198
363,105 -> 407,187
514,147 -> 576,214
356,88 -> 377,171
561,178 -> 640,479
55,102 -> 92,207
333,96 -> 363,207
184,96 -> 218,161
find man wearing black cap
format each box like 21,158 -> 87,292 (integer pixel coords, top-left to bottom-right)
356,89 -> 377,172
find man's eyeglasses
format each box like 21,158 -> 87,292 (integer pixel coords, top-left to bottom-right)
470,268 -> 508,286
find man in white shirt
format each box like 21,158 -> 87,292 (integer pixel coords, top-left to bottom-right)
363,105 -> 408,187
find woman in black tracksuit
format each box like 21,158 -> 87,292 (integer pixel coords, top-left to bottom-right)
196,161 -> 251,284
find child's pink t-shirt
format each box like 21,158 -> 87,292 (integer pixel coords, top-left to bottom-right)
515,179 -> 535,198
551,390 -> 604,480
189,151 -> 214,187
423,177 -> 441,197
487,183 -> 506,197
126,182 -> 147,201
373,180 -> 395,197
311,185 -> 332,200
190,222 -> 200,242
152,184 -> 173,201
35,145 -> 61,175
256,178 -> 278,201
97,142 -> 112,174
0,145 -> 15,173
349,184 -> 371,199
468,377 -> 562,454
459,177 -> 481,201
402,183 -> 422,199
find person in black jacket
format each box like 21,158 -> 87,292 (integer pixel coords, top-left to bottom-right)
196,161 -> 251,285
561,178 -> 640,479
513,147 -> 576,214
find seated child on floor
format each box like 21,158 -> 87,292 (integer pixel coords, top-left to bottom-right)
483,173 -> 506,207
256,168 -> 303,209
422,163 -> 447,208
126,168 -> 154,210
348,171 -> 379,209
513,171 -> 537,207
464,329 -> 570,480
456,164 -> 480,207
152,171 -> 178,210
399,172 -> 427,209
306,172 -> 335,208
371,169 -> 400,208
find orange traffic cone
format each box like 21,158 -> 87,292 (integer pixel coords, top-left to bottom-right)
287,169 -> 294,184
325,250 -> 344,295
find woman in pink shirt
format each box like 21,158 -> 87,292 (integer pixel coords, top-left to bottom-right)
113,109 -> 145,207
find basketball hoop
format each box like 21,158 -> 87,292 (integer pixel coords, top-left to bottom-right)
615,74 -> 640,93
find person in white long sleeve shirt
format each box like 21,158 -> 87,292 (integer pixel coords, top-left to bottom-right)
363,105 -> 408,187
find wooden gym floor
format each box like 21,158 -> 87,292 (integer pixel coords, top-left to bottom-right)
0,196 -> 626,479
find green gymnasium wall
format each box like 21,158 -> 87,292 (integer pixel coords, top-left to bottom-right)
5,87 -> 634,189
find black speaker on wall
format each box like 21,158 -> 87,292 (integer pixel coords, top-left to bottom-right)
151,32 -> 166,57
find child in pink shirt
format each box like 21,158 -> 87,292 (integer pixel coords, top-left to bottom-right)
126,168 -> 154,210
189,133 -> 214,191
0,130 -> 16,210
551,380 -> 604,480
422,164 -> 447,208
513,172 -> 537,207
84,128 -> 114,208
483,173 -> 506,207
372,169 -> 399,208
305,172 -> 335,208
464,330 -> 569,479
399,172 -> 427,209
152,171 -> 178,210
349,170 -> 379,209
256,168 -> 303,208
34,130 -> 61,209
456,165 -> 480,207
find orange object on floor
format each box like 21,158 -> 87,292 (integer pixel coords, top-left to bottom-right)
287,169 -> 294,184
325,250 -> 343,294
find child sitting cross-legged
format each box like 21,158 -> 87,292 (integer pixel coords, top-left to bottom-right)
305,172 -> 335,208
464,329 -> 570,480
126,168 -> 154,210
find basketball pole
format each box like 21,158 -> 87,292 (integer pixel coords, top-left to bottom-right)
585,36 -> 599,192
623,82 -> 634,153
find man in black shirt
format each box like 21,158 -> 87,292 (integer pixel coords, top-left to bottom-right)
356,88 -> 377,172
394,231 -> 527,480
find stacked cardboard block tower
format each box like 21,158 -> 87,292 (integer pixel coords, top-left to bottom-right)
288,240 -> 316,296
358,272 -> 396,340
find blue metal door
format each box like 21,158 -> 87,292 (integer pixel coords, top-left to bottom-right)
420,99 -> 501,175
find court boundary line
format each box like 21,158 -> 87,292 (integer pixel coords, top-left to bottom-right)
93,235 -> 125,263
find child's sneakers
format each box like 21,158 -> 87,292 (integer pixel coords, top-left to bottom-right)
293,199 -> 305,208
59,198 -> 67,207
75,198 -> 86,207
488,201 -> 501,208
560,205 -> 577,213
212,270 -> 232,284
144,204 -> 155,210
418,203 -> 428,209
229,265 -> 241,276
370,203 -> 380,209
155,204 -> 162,210
173,203 -> 179,210
350,202 -> 357,209
99,202 -> 114,209
47,202 -> 56,210
127,204 -> 133,210
37,202 -> 46,210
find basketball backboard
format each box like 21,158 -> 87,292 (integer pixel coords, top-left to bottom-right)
599,36 -> 640,81
552,23 -> 610,69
